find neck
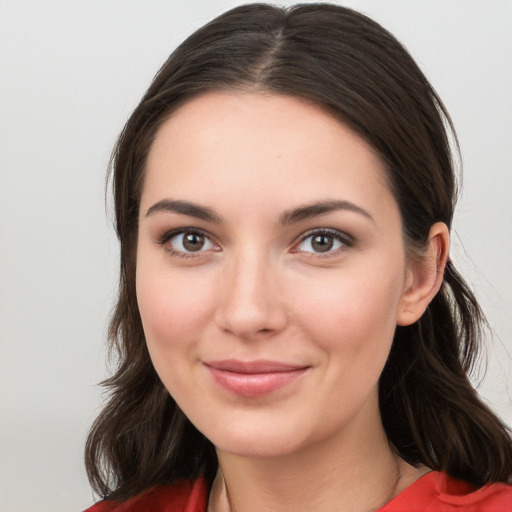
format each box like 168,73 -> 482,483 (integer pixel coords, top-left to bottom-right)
210,397 -> 427,512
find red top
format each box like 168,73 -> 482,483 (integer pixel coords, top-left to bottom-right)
84,471 -> 512,511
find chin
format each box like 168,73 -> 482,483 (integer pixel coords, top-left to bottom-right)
190,411 -> 296,458
196,410 -> 333,461
214,432 -> 303,459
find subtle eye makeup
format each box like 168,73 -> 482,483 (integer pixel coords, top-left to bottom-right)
293,228 -> 354,256
156,226 -> 354,261
157,228 -> 221,259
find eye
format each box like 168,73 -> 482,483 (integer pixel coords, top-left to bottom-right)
295,229 -> 352,254
159,229 -> 219,255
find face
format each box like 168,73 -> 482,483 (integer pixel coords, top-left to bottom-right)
136,92 -> 414,459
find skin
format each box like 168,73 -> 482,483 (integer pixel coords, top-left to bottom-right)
136,92 -> 449,512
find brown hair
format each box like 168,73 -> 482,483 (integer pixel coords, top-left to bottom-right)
85,3 -> 512,501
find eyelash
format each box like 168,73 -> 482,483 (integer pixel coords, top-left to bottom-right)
157,227 -> 354,259
157,228 -> 220,259
293,228 -> 354,256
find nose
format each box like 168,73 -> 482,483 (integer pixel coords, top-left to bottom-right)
214,250 -> 288,340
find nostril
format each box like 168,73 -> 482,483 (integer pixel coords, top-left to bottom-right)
214,263 -> 288,338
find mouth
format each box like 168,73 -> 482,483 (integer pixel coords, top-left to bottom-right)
203,360 -> 310,397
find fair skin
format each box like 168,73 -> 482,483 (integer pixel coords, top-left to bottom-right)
136,92 -> 449,512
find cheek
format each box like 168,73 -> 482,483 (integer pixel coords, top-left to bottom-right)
135,262 -> 217,356
135,264 -> 221,410
290,263 -> 404,363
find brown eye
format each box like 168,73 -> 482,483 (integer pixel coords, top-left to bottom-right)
311,234 -> 334,252
296,230 -> 350,254
165,230 -> 217,254
182,232 -> 205,251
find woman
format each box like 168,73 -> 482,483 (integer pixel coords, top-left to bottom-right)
85,4 -> 512,511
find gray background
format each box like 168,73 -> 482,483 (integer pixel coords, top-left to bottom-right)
1,1 -> 510,510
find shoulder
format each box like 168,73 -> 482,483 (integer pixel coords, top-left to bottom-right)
83,478 -> 208,512
381,471 -> 512,511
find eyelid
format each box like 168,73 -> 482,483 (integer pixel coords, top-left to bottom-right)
291,228 -> 355,254
155,226 -> 353,257
157,227 -> 221,254
157,227 -> 213,243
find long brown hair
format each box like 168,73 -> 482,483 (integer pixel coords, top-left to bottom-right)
85,3 -> 512,501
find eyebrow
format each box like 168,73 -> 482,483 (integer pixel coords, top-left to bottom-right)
145,198 -> 373,225
280,200 -> 374,225
145,199 -> 222,223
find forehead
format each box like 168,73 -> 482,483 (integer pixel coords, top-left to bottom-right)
142,92 -> 397,222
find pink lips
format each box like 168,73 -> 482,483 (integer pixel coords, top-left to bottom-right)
203,360 -> 309,397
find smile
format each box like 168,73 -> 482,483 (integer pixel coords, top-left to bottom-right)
203,360 -> 310,397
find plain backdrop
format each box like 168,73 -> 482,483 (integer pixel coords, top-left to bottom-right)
1,1 -> 511,510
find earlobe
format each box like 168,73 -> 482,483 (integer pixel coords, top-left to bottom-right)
397,222 -> 450,326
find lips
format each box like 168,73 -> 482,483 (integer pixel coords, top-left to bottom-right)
203,360 -> 310,397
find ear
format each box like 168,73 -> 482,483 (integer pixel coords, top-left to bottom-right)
397,222 -> 450,326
